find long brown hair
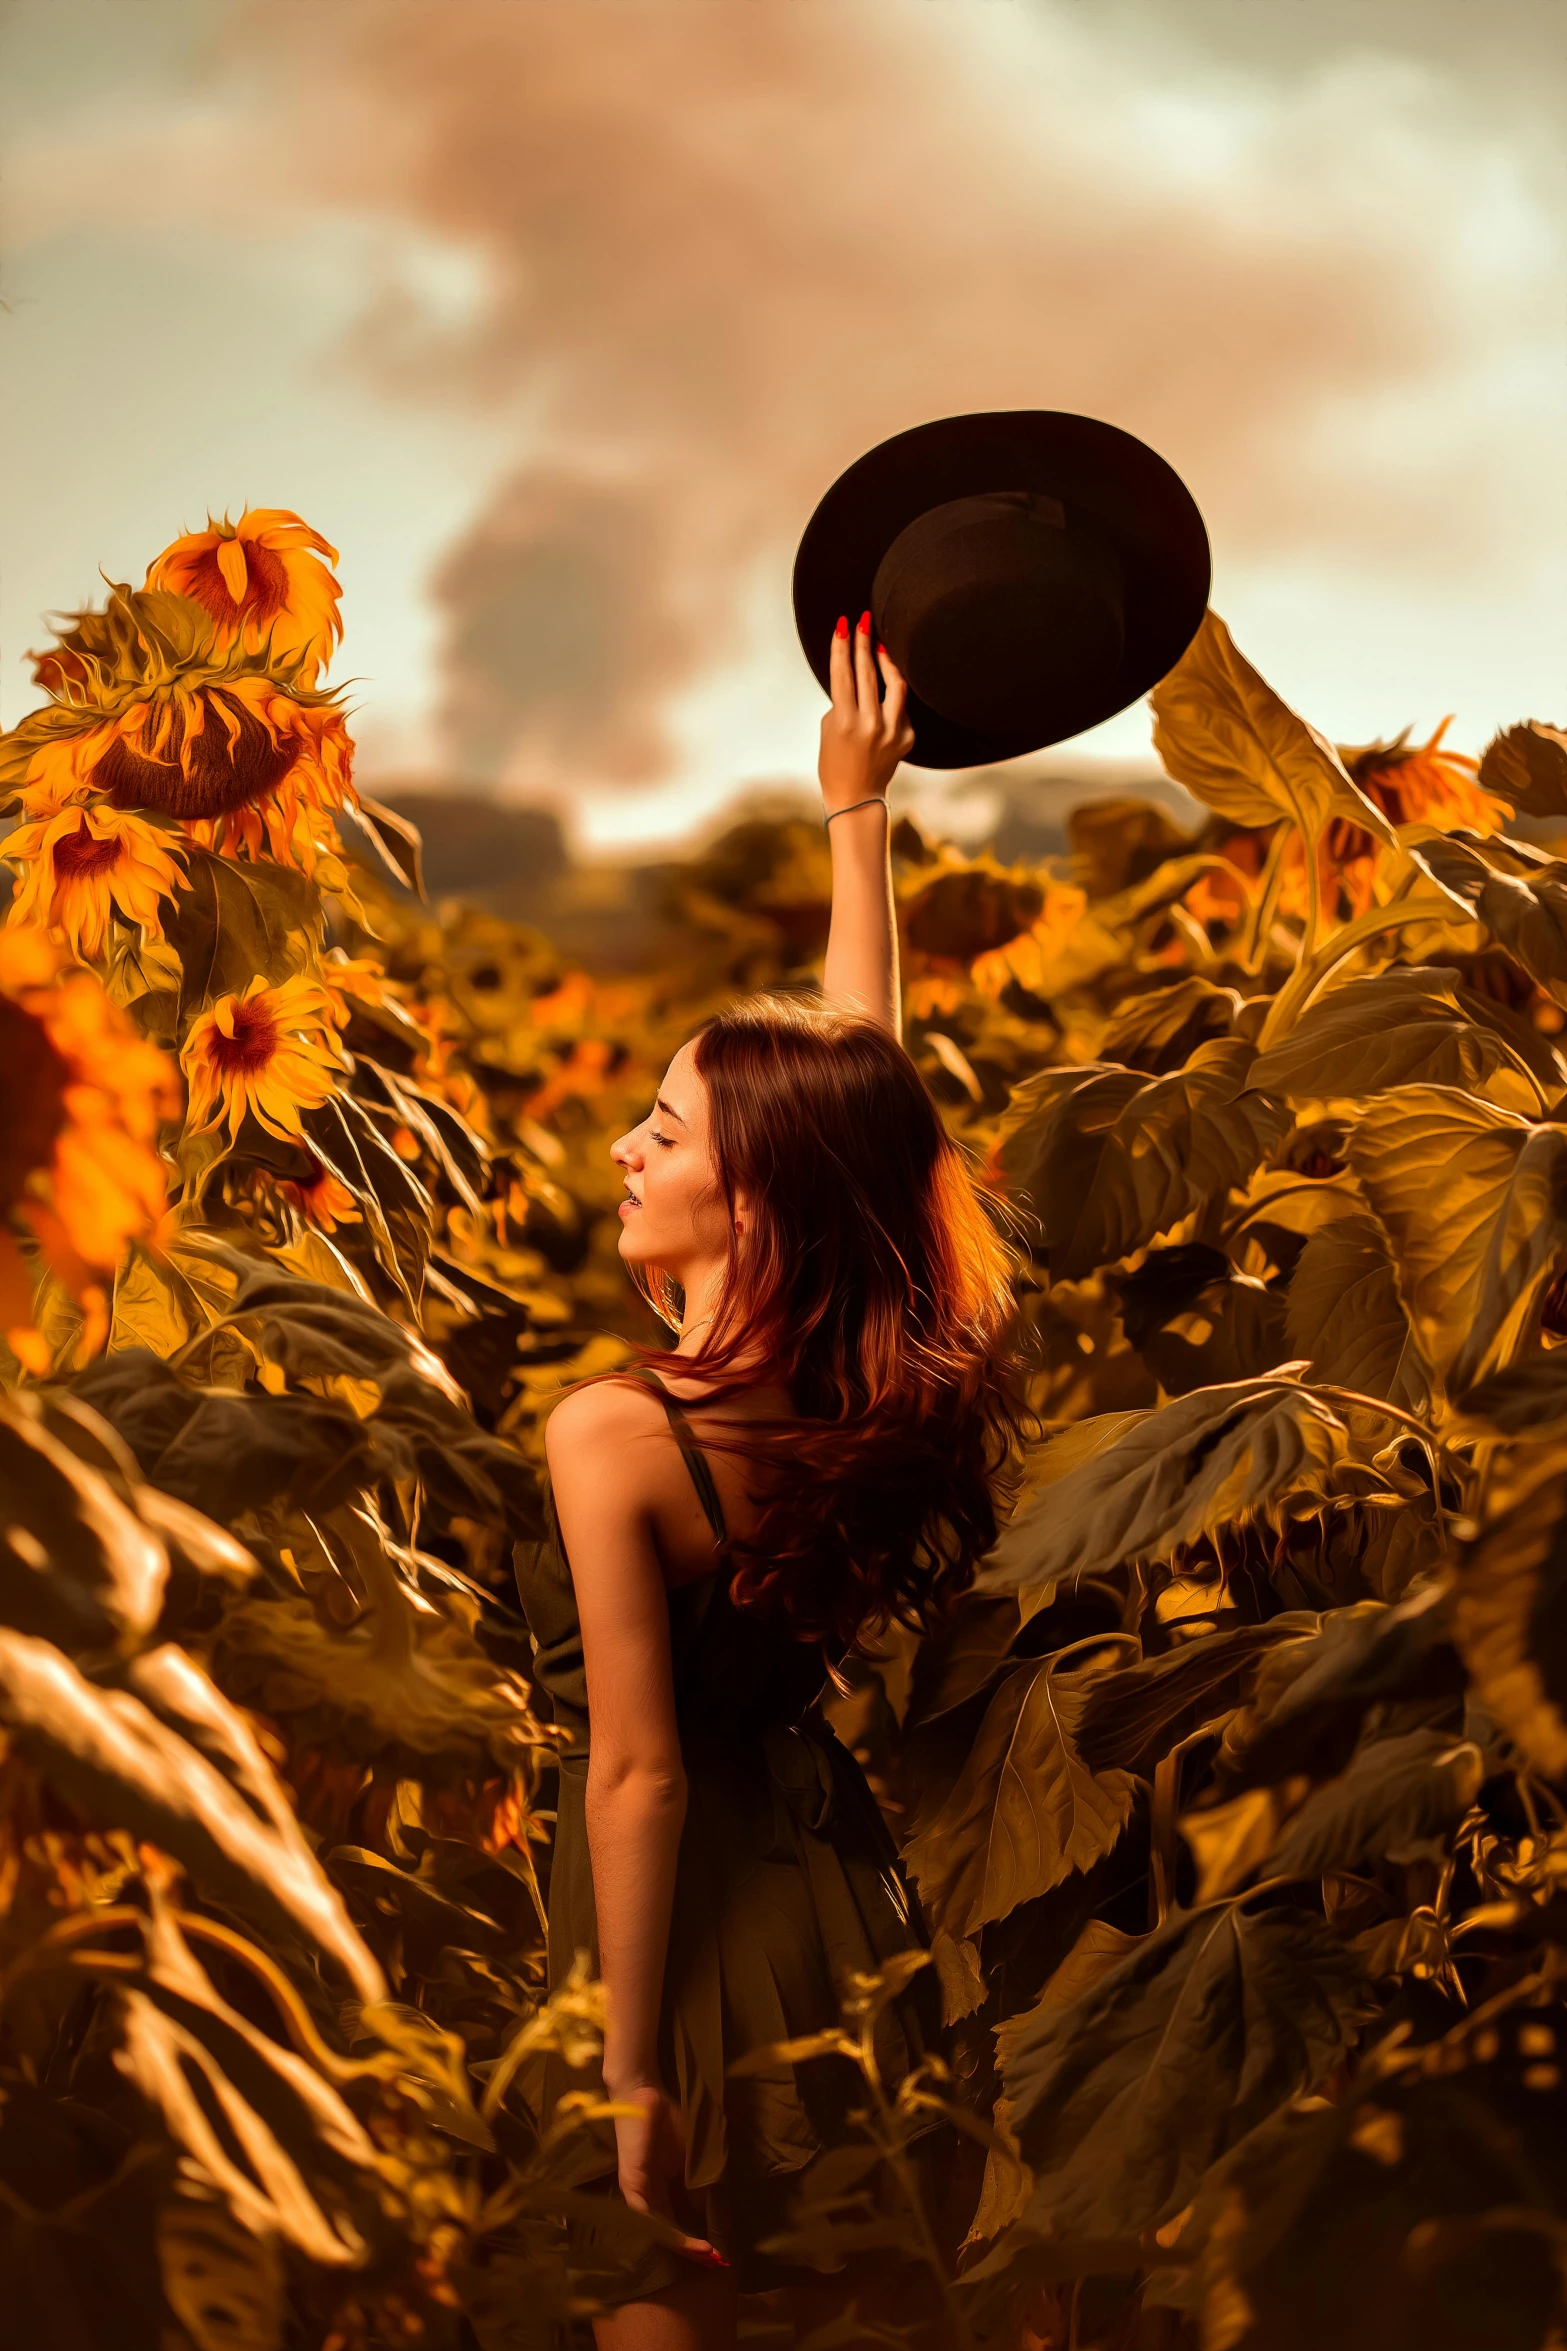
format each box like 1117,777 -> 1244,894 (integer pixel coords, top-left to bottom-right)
629,994 -> 1027,1655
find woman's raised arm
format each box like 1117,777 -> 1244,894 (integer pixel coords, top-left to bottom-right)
818,610 -> 915,1040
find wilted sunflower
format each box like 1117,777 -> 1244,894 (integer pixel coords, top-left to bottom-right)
8,587 -> 357,876
4,803 -> 185,962
1346,718 -> 1505,834
1308,718 -> 1506,918
145,507 -> 343,683
0,926 -> 179,1372
182,973 -> 349,1144
277,1158 -> 361,1233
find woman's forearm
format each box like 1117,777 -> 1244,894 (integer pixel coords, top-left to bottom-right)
822,801 -> 901,1039
585,1762 -> 688,2093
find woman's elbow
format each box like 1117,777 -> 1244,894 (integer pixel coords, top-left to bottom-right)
586,1752 -> 688,1811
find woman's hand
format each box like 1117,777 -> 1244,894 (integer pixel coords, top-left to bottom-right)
818,610 -> 915,816
613,2082 -> 728,2272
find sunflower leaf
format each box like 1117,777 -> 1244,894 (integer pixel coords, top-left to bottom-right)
1477,720 -> 1567,820
0,1627 -> 383,1999
1251,966 -> 1546,1114
1454,1446 -> 1567,1775
998,1900 -> 1373,2244
1345,1087 -> 1567,1391
996,1041 -> 1288,1280
905,1643 -> 1137,1942
978,1377 -> 1351,1618
1150,611 -> 1396,845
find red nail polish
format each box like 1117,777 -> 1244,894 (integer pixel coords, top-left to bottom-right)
834,615 -> 849,640
858,610 -> 872,633
876,641 -> 887,658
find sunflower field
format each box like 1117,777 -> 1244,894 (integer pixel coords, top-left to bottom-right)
3,509 -> 1567,2351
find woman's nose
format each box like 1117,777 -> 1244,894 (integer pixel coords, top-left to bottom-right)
610,1129 -> 639,1167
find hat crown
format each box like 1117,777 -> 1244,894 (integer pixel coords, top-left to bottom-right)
872,489 -> 1125,738
793,410 -> 1210,767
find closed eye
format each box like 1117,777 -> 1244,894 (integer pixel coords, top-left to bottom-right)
649,1129 -> 675,1149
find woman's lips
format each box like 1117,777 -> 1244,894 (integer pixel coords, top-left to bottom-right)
618,1194 -> 640,1218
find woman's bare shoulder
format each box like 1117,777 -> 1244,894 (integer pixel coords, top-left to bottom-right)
544,1376 -> 670,1485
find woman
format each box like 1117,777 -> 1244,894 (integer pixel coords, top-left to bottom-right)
519,612 -> 1024,2348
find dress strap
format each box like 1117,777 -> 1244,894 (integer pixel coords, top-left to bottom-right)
625,1366 -> 730,1550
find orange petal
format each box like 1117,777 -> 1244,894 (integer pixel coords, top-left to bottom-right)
216,538 -> 249,604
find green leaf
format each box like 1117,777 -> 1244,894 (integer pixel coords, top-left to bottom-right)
1187,2027 -> 1567,2351
159,2198 -> 284,2351
1284,1211 -> 1431,1409
1067,798 -> 1196,899
351,790 -> 425,896
1264,1726 -> 1483,1879
1346,1086 -> 1567,1391
1076,1618 -> 1318,1780
1454,1445 -> 1567,1775
1477,719 -> 1567,820
1150,611 -> 1397,845
1224,1586 -> 1462,1788
979,1378 -> 1352,1618
1404,831 -> 1567,1008
1099,975 -> 1244,1076
904,1640 -> 1138,1942
328,1843 -> 511,1980
0,1627 -> 384,1999
108,1246 -> 191,1359
71,1348 -> 376,1522
0,1392 -> 167,1654
1457,1351 -> 1567,1435
998,1899 -> 1372,2242
1251,966 -> 1547,1114
997,1041 -> 1289,1279
164,848 -> 323,1012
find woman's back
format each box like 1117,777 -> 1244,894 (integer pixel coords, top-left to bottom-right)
521,1367 -> 827,1752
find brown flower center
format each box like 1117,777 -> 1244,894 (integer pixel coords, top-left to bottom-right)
188,535 -> 290,627
0,998 -> 71,1217
52,820 -> 123,880
98,689 -> 302,820
208,998 -> 280,1079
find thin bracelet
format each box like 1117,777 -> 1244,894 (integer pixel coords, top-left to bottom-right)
823,796 -> 890,827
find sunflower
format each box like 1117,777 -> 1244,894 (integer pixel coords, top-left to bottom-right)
0,926 -> 179,1373
14,671 -> 354,877
182,973 -> 349,1145
1346,718 -> 1506,835
1309,719 -> 1505,919
6,586 -> 357,878
145,508 -> 343,684
5,804 -> 186,963
277,1158 -> 361,1233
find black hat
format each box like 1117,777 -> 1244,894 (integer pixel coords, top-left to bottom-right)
792,410 -> 1211,770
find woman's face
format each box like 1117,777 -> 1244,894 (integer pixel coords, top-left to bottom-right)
610,1041 -> 735,1281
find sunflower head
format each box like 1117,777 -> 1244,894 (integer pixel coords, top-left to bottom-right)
181,972 -> 349,1145
7,671 -> 355,877
278,1157 -> 361,1233
0,927 -> 178,1373
145,509 -> 342,684
1341,720 -> 1506,836
5,804 -> 186,964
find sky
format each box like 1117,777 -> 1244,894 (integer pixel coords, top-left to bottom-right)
0,0 -> 1562,853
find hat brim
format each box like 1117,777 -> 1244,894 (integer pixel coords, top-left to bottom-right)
792,411 -> 1211,770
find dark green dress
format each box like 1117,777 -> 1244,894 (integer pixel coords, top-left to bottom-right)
514,1369 -> 938,2299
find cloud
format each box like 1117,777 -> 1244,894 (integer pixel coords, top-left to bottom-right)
8,0 -> 1561,816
